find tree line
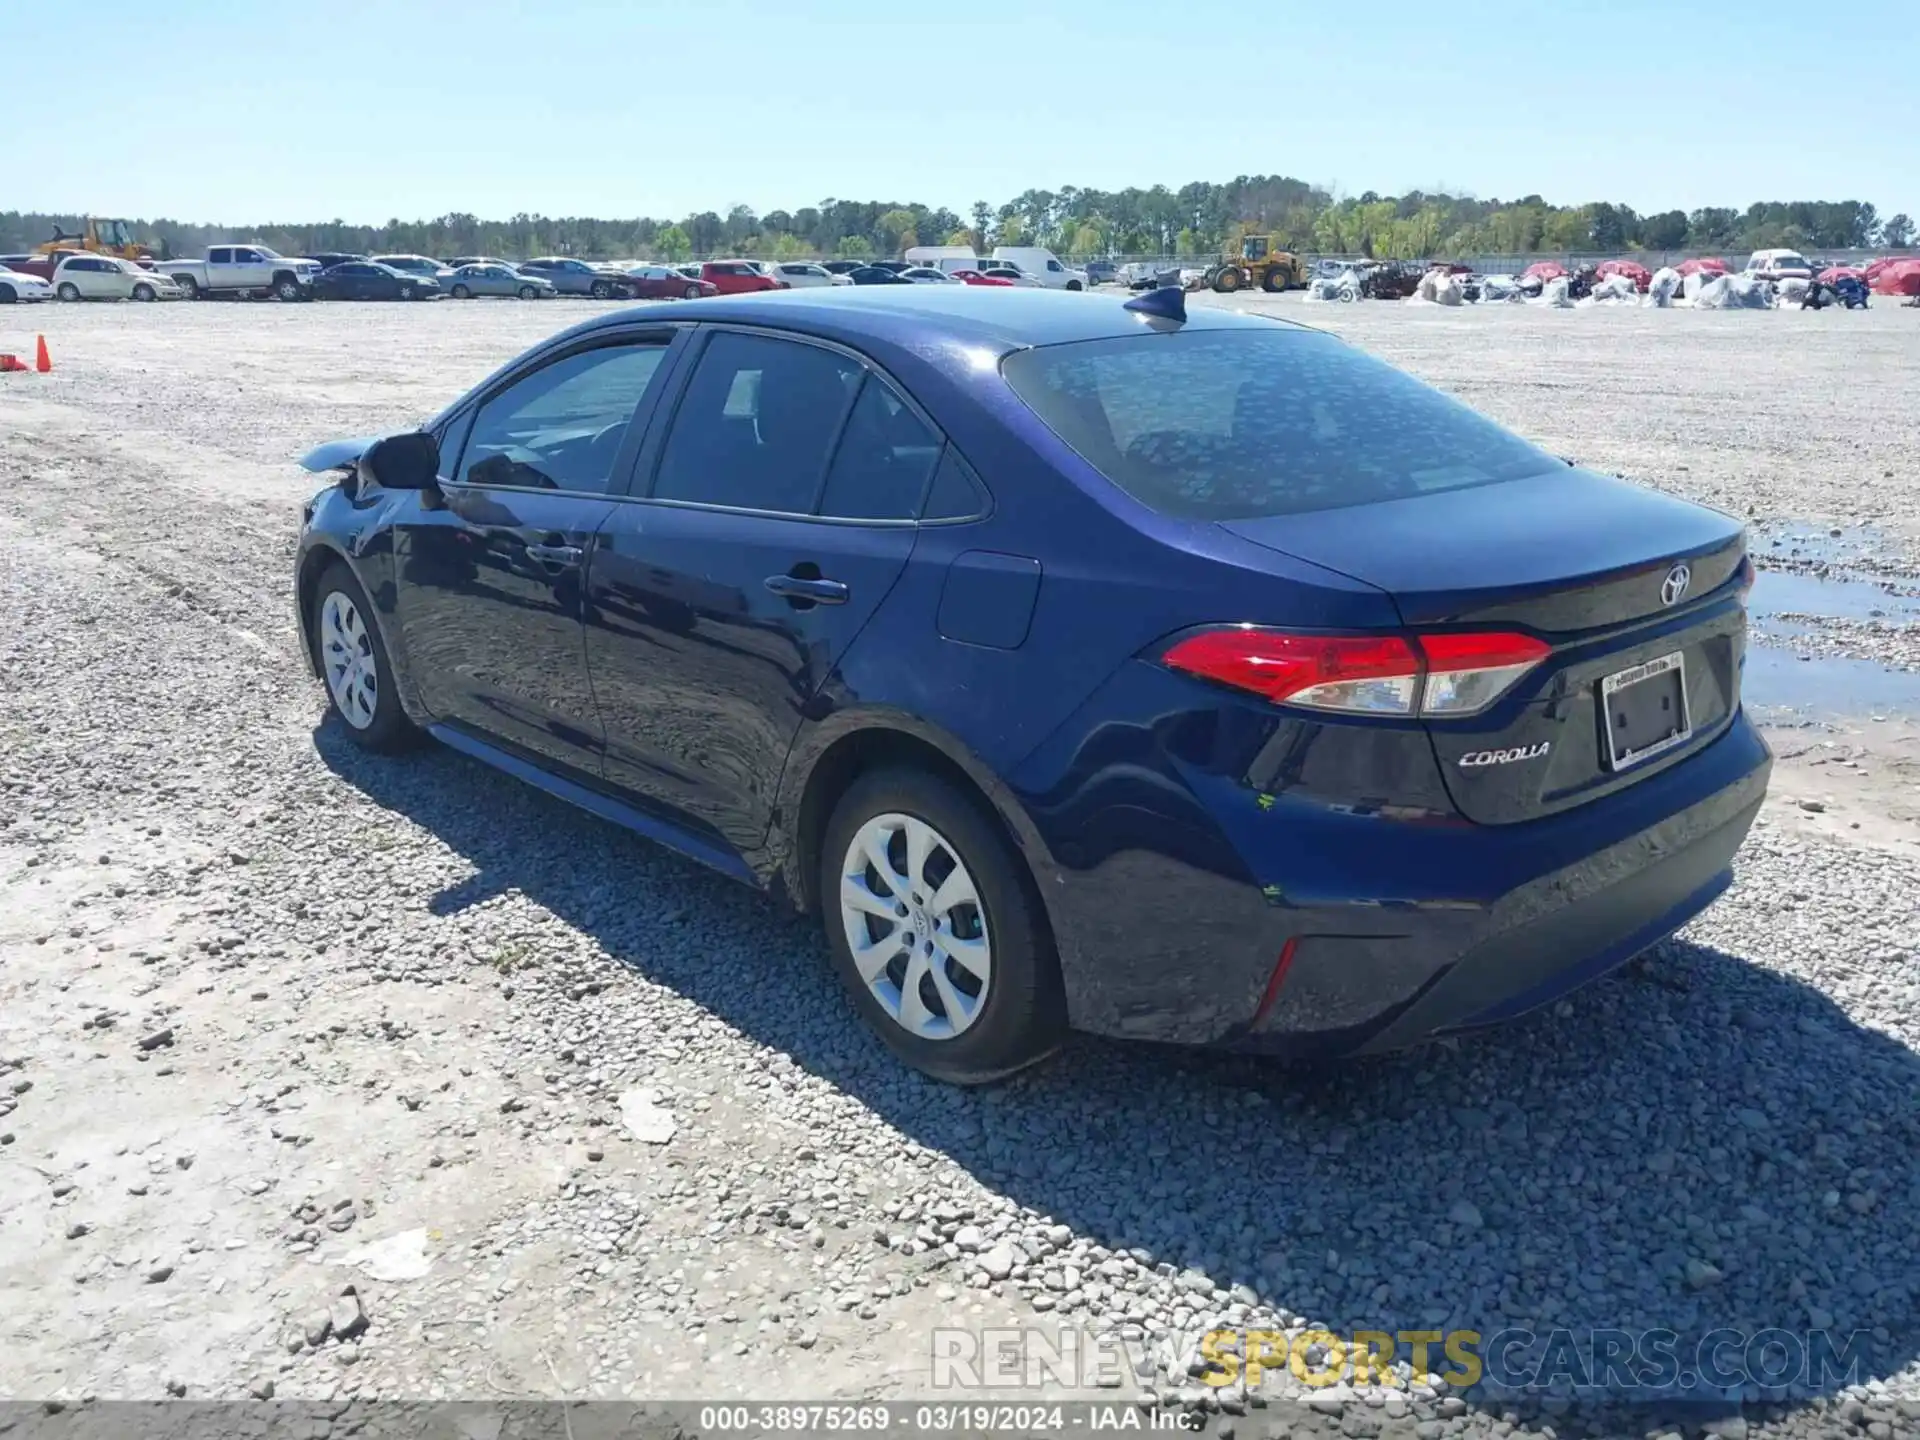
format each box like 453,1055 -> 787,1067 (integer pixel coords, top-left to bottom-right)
3,181 -> 1911,263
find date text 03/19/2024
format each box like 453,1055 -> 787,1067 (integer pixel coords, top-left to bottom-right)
696,1403 -> 1201,1433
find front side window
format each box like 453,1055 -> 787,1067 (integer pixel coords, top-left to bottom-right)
234,249 -> 261,264
457,344 -> 668,494
652,333 -> 862,513
1003,328 -> 1559,520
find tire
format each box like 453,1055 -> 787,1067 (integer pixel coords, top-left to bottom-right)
133,283 -> 156,302
57,282 -> 81,301
451,284 -> 471,299
174,275 -> 199,300
1065,280 -> 1083,291
311,562 -> 417,752
590,279 -> 612,299
398,283 -> 414,301
274,276 -> 301,301
1261,266 -> 1288,293
517,285 -> 537,299
0,284 -> 14,304
684,284 -> 702,299
1212,266 -> 1241,294
821,766 -> 1063,1084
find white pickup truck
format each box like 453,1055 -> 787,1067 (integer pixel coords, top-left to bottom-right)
160,243 -> 322,301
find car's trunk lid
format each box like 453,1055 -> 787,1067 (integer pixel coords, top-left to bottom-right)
1222,470 -> 1750,824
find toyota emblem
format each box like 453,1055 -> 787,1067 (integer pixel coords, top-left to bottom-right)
1661,563 -> 1692,607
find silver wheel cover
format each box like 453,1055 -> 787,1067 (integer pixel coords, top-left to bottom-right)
319,590 -> 379,730
839,812 -> 992,1040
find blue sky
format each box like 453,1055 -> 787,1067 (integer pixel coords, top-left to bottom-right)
10,0 -> 1916,224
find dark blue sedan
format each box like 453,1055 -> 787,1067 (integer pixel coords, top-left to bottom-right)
312,261 -> 440,302
293,286 -> 1771,1082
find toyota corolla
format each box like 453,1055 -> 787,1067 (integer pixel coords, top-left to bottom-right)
293,286 -> 1770,1083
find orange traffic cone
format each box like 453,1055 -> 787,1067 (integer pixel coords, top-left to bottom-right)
0,354 -> 25,373
34,335 -> 51,372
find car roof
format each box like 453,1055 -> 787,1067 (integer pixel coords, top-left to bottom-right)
557,284 -> 1310,355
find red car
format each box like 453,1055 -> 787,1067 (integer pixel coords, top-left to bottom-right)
623,263 -> 718,300
951,269 -> 1016,287
699,259 -> 786,295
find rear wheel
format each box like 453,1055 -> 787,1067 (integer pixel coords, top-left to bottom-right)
821,767 -> 1063,1084
311,563 -> 417,752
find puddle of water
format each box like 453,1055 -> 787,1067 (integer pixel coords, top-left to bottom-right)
1749,569 -> 1920,625
1742,645 -> 1920,720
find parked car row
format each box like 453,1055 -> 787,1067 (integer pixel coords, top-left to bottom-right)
0,252 -> 181,302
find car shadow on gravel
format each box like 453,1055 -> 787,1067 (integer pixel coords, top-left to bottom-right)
320,727 -> 1920,1429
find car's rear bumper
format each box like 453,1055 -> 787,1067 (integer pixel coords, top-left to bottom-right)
1243,776 -> 1761,1058
1009,666 -> 1771,1056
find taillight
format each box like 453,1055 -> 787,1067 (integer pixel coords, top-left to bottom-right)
1161,629 -> 1420,714
1160,627 -> 1549,718
1417,631 -> 1552,715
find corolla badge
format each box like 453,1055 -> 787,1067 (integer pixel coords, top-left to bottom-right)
1661,563 -> 1692,607
1458,742 -> 1551,768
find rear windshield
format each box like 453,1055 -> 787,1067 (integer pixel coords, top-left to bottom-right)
1001,328 -> 1559,519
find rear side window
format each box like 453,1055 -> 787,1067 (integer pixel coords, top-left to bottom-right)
652,333 -> 861,513
818,378 -> 941,520
1002,329 -> 1558,520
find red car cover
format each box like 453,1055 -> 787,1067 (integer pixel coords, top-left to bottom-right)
1816,266 -> 1865,284
1675,257 -> 1729,277
1868,258 -> 1920,297
1521,261 -> 1566,281
1595,260 -> 1652,291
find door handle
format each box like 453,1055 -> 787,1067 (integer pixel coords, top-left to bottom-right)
526,542 -> 583,567
764,573 -> 849,605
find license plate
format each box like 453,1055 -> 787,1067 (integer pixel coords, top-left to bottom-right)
1600,651 -> 1692,771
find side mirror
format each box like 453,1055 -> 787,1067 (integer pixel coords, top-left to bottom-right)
359,431 -> 441,492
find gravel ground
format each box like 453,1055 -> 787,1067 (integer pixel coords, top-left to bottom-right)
1,297 -> 1917,1438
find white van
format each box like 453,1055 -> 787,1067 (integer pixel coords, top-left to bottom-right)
904,245 -> 979,268
991,246 -> 1087,290
1743,248 -> 1813,281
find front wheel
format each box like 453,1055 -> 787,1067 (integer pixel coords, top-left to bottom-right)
1261,266 -> 1288,293
451,284 -> 471,299
275,276 -> 304,301
1065,280 -> 1083,291
397,283 -> 414,301
312,563 -> 417,752
821,767 -> 1063,1084
517,284 -> 537,299
133,283 -> 156,302
684,284 -> 702,299
590,279 -> 612,299
57,282 -> 80,301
